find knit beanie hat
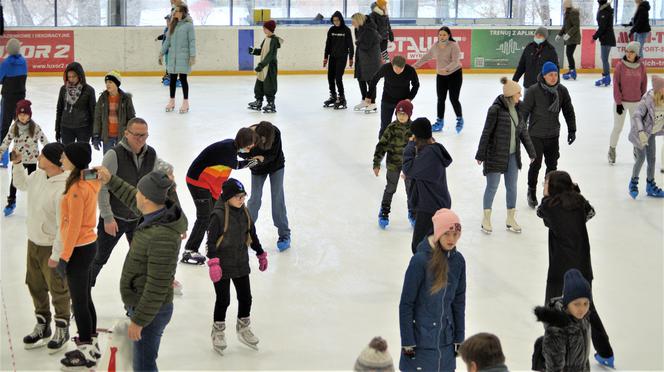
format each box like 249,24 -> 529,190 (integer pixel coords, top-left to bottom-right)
541,61 -> 558,76
625,41 -> 640,54
137,171 -> 173,204
41,143 -> 65,167
6,38 -> 21,56
562,269 -> 592,306
652,75 -> 664,92
221,178 -> 247,202
354,337 -> 395,372
263,20 -> 276,33
432,208 -> 462,242
64,142 -> 92,170
501,77 -> 521,97
15,99 -> 32,118
376,0 -> 388,10
535,26 -> 549,38
411,117 -> 432,139
105,70 -> 122,88
395,100 -> 413,118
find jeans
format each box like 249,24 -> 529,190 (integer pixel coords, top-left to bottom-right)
169,73 -> 189,99
610,101 -> 638,148
565,44 -> 577,70
483,154 -> 519,210
632,135 -> 656,180
527,137 -> 560,189
411,211 -> 434,254
91,217 -> 138,286
102,137 -> 118,155
213,275 -> 251,322
184,183 -> 214,253
379,101 -> 397,139
8,163 -> 36,202
327,56 -> 347,97
635,32 -> 649,57
130,302 -> 173,372
600,45 -> 612,76
61,126 -> 92,145
247,168 -> 291,240
436,70 -> 463,120
381,170 -> 413,216
66,242 -> 97,343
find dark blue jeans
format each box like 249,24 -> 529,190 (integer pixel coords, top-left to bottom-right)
128,302 -> 173,372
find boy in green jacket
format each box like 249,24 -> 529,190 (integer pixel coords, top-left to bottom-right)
247,20 -> 284,113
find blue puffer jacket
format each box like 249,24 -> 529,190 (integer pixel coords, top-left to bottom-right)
161,16 -> 196,74
0,54 -> 28,95
399,238 -> 466,372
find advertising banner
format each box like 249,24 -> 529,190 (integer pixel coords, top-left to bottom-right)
614,29 -> 664,68
0,30 -> 75,72
470,28 -> 563,69
388,28 -> 472,69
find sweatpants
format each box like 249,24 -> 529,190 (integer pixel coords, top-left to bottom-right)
380,170 -> 413,216
169,73 -> 189,99
247,168 -> 291,240
379,101 -> 397,139
528,137 -> 560,189
436,70 -> 463,120
358,80 -> 375,103
26,241 -> 71,321
565,44 -> 578,70
327,56 -> 347,98
411,211 -> 434,254
66,242 -> 97,343
632,135 -> 656,180
213,275 -> 252,322
9,163 -> 36,202
609,101 -> 639,148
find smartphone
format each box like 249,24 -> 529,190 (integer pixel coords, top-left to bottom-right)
81,169 -> 98,180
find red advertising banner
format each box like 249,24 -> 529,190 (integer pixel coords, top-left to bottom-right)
0,30 -> 75,72
387,28 -> 472,69
580,29 -> 596,69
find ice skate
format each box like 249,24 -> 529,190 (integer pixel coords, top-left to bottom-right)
455,117 -> 464,133
277,237 -> 291,252
165,98 -> 175,112
562,69 -> 577,80
407,211 -> 416,228
236,318 -> 259,350
594,353 -> 615,368
181,250 -> 206,265
211,322 -> 227,355
646,179 -> 664,198
506,209 -> 522,233
364,103 -> 377,114
481,209 -> 492,234
60,342 -> 97,370
353,101 -> 368,111
527,188 -> 538,208
333,97 -> 347,110
629,177 -> 639,199
23,314 -> 52,349
247,100 -> 262,111
323,95 -> 337,108
263,102 -> 276,113
179,99 -> 189,114
431,118 -> 444,132
607,146 -> 616,165
47,318 -> 69,354
4,198 -> 16,217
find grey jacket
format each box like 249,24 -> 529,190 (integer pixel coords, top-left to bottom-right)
535,300 -> 591,372
521,76 -> 576,139
630,90 -> 664,150
93,90 -> 136,143
161,15 -> 196,75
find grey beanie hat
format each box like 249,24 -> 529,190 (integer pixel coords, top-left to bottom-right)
137,171 -> 173,204
6,38 -> 21,56
535,26 -> 549,38
626,41 -> 640,54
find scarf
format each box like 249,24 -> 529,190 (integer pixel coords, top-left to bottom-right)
622,56 -> 641,69
65,83 -> 83,113
539,80 -> 560,113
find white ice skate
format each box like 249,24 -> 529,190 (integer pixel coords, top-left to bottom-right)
212,322 -> 227,355
353,101 -> 368,111
364,103 -> 377,114
236,318 -> 259,351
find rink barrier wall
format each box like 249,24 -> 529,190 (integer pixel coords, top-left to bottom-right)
1,26 -> 662,75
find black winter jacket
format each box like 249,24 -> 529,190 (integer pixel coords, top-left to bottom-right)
368,5 -> 394,43
402,141 -> 453,213
476,95 -> 536,175
521,76 -> 576,139
513,40 -> 559,89
239,125 -> 285,175
354,19 -> 382,82
593,3 -> 616,46
324,11 -> 354,59
626,1 -> 651,34
56,62 -> 96,133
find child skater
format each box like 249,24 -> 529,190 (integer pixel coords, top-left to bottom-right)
247,20 -> 283,114
323,11 -> 354,110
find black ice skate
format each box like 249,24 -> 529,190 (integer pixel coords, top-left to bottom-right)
47,318 -> 70,354
334,97 -> 347,110
263,102 -> 276,113
323,95 -> 337,108
181,250 -> 206,265
247,100 -> 262,111
23,314 -> 52,349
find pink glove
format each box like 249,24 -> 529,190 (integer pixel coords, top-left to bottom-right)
257,252 -> 268,272
207,258 -> 222,283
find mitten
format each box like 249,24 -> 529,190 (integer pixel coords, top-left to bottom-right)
257,252 -> 268,272
616,104 -> 624,115
323,58 -> 328,68
248,47 -> 254,54
55,259 -> 67,279
402,346 -> 416,359
92,136 -> 102,151
207,258 -> 222,283
563,34 -> 570,41
567,132 -> 576,145
255,65 -> 263,73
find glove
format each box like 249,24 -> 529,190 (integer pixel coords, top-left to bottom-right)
402,346 -> 416,359
349,58 -> 353,68
55,259 -> 67,279
207,258 -> 222,283
55,132 -> 61,143
323,58 -> 328,68
158,55 -> 163,66
567,132 -> 576,145
257,252 -> 268,272
639,131 -> 649,146
592,34 -> 598,41
555,34 -> 561,41
92,136 -> 102,151
189,56 -> 196,66
616,104 -> 624,115
563,34 -> 570,41
248,47 -> 254,54
255,64 -> 264,73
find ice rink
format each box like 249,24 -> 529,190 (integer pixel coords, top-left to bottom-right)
1,73 -> 663,371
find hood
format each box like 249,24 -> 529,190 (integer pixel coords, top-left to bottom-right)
639,1 -> 651,11
534,300 -> 576,328
427,142 -> 453,167
78,179 -> 102,196
492,95 -> 514,110
330,10 -> 346,26
7,54 -> 26,65
148,200 -> 188,235
269,35 -> 284,48
63,62 -> 87,85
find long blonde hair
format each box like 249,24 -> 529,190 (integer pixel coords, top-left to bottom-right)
351,13 -> 366,27
428,240 -> 449,295
655,90 -> 664,107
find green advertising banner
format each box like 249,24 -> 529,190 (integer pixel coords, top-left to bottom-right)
470,29 -> 564,69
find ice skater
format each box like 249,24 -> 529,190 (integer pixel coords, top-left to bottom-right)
0,38 -> 27,168
55,62 -> 96,144
351,13 -> 382,113
557,0 -> 580,81
623,0 -> 651,57
592,0 -> 616,87
247,20 -> 283,114
92,71 -> 136,154
513,26 -> 559,89
368,0 -> 394,63
323,11 -> 354,110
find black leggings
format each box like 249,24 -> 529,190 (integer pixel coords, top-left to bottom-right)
169,73 -> 189,99
436,70 -> 463,120
67,243 -> 97,343
358,80 -> 375,103
327,56 -> 347,97
213,275 -> 252,322
8,163 -> 36,202
565,44 -> 577,70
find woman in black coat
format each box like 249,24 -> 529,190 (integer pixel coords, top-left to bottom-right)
623,0 -> 651,57
593,0 -> 616,87
476,78 -> 535,235
536,170 -> 615,368
351,12 -> 381,112
55,62 -> 96,144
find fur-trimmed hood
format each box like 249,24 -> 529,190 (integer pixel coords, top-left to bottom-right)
534,305 -> 573,328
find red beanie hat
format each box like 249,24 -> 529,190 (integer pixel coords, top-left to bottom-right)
395,100 -> 413,118
16,99 -> 32,118
263,20 -> 276,33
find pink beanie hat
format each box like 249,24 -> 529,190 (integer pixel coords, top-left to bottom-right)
432,209 -> 461,242
653,75 -> 664,92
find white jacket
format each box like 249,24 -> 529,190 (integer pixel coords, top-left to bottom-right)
12,164 -> 69,261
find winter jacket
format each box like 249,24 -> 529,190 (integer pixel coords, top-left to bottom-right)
521,76 -> 576,139
402,141 -> 453,214
399,239 -> 466,372
324,11 -> 354,59
59,180 -> 101,262
239,125 -> 285,176
374,119 -> 412,172
354,19 -> 382,82
613,57 -> 648,104
537,196 -> 595,285
186,139 -> 251,200
251,35 -> 283,95
534,299 -> 591,372
0,54 -> 27,95
368,4 -> 394,43
630,90 -> 664,149
559,8 -> 581,45
56,62 -> 96,133
368,63 -> 420,104
626,1 -> 651,35
206,200 -> 264,279
476,95 -> 536,175
413,41 -> 462,76
161,15 -> 196,75
108,175 -> 188,327
593,3 -> 616,46
0,121 -> 48,164
93,90 -> 136,143
513,40 -> 559,88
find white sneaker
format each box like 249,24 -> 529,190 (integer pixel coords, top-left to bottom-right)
236,318 -> 259,350
211,322 -> 227,354
364,103 -> 377,113
353,101 -> 368,111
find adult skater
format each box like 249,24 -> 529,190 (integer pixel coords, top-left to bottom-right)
90,118 -> 177,286
11,143 -> 71,353
458,333 -> 509,372
399,208 -> 465,372
475,78 -> 535,235
92,71 -> 136,154
623,0 -> 651,57
557,0 -> 581,81
609,41 -> 647,165
367,55 -> 419,139
182,128 -> 260,264
521,62 -> 576,208
402,118 -> 453,254
368,0 -> 394,63
628,75 -> 664,198
592,0 -> 616,87
96,167 -> 187,371
513,26 -> 559,89
160,2 -> 195,114
240,121 -> 291,251
156,0 -> 178,86
413,27 -> 463,132
0,38 -> 27,168
351,13 -> 382,113
323,11 -> 354,110
55,62 -> 96,145
537,170 -> 614,368
247,20 -> 283,114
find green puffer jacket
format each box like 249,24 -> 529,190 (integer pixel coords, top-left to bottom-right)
373,119 -> 412,172
107,175 -> 188,327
